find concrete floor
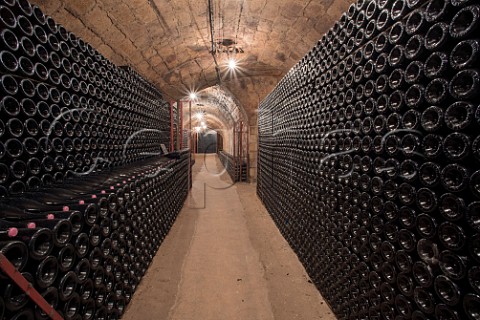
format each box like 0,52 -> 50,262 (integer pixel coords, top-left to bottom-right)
122,154 -> 335,320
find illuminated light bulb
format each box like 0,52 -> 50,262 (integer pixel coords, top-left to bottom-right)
189,92 -> 197,100
200,121 -> 206,126
195,126 -> 201,132
195,112 -> 203,120
228,59 -> 237,70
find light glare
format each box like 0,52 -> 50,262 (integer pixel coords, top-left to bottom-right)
228,59 -> 237,70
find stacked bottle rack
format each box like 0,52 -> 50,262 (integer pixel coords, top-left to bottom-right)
0,152 -> 190,319
218,151 -> 247,182
258,0 -> 480,319
0,0 -> 172,196
0,0 -> 189,319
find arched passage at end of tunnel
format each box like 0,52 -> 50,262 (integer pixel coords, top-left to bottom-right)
180,85 -> 253,178
186,114 -> 233,154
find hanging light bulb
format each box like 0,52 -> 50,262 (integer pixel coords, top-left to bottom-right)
228,58 -> 237,70
189,92 -> 197,100
195,112 -> 203,120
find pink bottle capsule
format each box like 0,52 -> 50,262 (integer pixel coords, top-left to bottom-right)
8,228 -> 18,237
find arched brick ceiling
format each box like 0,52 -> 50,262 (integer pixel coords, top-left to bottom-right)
189,115 -> 226,131
184,106 -> 231,130
198,86 -> 248,123
180,85 -> 247,131
31,0 -> 355,120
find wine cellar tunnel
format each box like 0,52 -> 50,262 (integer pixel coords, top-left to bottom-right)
1,0 -> 480,319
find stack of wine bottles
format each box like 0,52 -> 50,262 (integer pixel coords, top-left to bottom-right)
218,151 -> 247,182
0,0 -> 172,197
0,151 -> 190,319
258,0 -> 480,319
0,0 -> 190,319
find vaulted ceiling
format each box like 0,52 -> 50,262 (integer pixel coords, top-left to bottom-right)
31,0 -> 354,124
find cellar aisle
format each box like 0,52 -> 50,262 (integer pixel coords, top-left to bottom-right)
123,154 -> 335,320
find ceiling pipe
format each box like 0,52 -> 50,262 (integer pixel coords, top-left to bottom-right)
207,0 -> 222,84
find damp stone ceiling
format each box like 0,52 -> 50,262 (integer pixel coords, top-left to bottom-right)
30,0 -> 355,123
